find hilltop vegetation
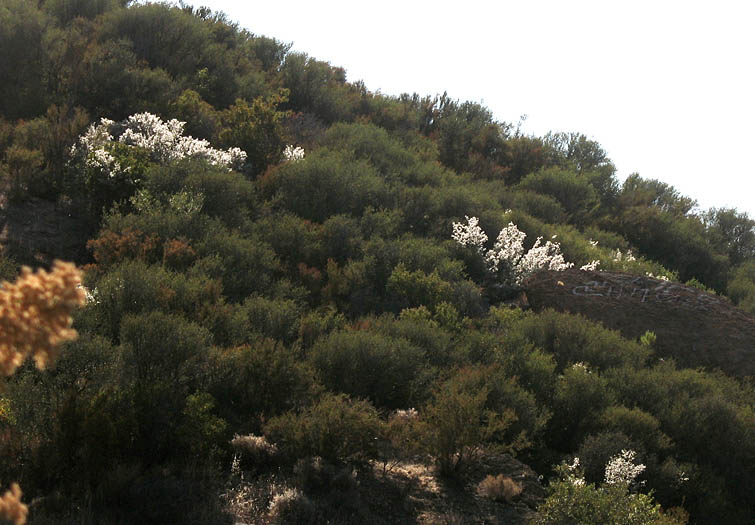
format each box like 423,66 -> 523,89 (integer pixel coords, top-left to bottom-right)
0,1 -> 754,524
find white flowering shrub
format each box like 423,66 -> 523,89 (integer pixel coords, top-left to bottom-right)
532,456 -> 683,525
452,216 -> 573,289
70,112 -> 247,174
580,259 -> 601,271
604,449 -> 646,486
282,144 -> 305,162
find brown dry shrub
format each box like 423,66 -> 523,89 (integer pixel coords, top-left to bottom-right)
476,474 -> 523,503
0,261 -> 86,375
267,487 -> 315,524
0,483 -> 27,525
162,238 -> 196,269
231,434 -> 278,464
87,227 -> 161,266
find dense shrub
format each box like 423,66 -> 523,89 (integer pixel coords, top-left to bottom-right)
420,367 -> 518,475
79,260 -> 222,341
309,329 -> 429,409
513,309 -> 651,371
548,363 -> 615,451
518,167 -> 600,226
236,295 -> 303,346
264,393 -> 383,464
205,340 -> 318,430
261,149 -> 392,222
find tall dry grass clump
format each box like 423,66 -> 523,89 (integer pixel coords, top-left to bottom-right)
476,474 -> 523,503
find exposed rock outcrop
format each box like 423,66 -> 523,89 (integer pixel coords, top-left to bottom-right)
0,196 -> 92,267
526,269 -> 755,376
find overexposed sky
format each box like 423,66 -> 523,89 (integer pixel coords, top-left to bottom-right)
195,0 -> 754,217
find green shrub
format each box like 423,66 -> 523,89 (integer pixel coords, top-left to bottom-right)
251,212 -> 324,271
261,149 -> 392,222
418,367 -> 525,475
508,189 -> 567,224
517,167 -> 599,226
264,393 -> 383,464
196,229 -> 279,302
178,392 -> 228,464
237,295 -> 303,346
513,310 -> 651,371
309,329 -> 428,409
533,472 -> 685,525
120,310 -> 210,385
205,340 -> 318,430
600,406 -> 672,455
81,260 -> 222,341
548,364 -> 614,451
386,263 -> 455,312
320,214 -> 363,264
576,432 -> 637,484
321,122 -> 419,182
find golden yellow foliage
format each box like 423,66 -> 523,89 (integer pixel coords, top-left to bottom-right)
0,260 -> 86,376
0,483 -> 27,525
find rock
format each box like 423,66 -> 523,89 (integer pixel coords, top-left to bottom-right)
525,269 -> 755,376
0,196 -> 92,267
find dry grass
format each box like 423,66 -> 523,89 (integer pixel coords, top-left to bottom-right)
476,474 -> 522,503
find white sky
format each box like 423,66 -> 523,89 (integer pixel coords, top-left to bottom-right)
194,0 -> 755,217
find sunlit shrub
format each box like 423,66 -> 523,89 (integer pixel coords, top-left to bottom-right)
513,310 -> 651,371
476,474 -> 522,503
267,487 -> 315,524
533,460 -> 685,525
452,216 -> 572,294
231,434 -> 278,466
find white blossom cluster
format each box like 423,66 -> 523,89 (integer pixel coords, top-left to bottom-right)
604,449 -> 645,485
393,408 -> 419,421
282,144 -> 306,162
580,260 -> 601,271
571,362 -> 591,373
70,113 -> 247,175
76,284 -> 99,306
70,118 -> 128,179
452,216 -> 573,288
612,248 -> 637,264
565,457 -> 586,486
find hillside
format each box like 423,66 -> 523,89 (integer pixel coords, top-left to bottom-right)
1,2 -> 754,524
